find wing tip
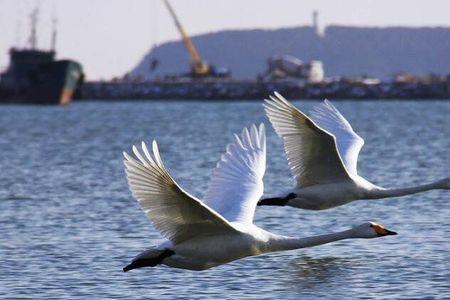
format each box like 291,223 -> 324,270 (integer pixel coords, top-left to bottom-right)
258,123 -> 266,152
258,122 -> 265,133
240,123 -> 266,151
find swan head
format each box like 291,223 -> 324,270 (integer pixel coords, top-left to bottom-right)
351,222 -> 397,238
436,177 -> 450,189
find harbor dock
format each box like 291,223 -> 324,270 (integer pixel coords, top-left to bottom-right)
79,77 -> 450,100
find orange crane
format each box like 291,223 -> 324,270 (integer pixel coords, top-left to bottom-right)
162,0 -> 228,78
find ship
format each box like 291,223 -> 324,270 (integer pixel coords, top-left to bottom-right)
0,8 -> 83,105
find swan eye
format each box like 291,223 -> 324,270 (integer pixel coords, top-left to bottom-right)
369,224 -> 373,227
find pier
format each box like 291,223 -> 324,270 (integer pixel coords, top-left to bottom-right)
79,77 -> 450,100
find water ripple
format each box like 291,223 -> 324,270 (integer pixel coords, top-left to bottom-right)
0,100 -> 448,299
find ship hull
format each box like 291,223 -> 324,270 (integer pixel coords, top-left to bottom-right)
0,59 -> 83,105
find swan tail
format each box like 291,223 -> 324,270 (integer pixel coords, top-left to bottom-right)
123,248 -> 175,272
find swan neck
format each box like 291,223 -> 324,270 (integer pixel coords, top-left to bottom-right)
370,178 -> 446,199
270,230 -> 353,252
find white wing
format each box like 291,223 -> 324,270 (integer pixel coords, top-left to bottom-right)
202,124 -> 266,224
309,100 -> 365,175
264,92 -> 350,188
124,141 -> 237,244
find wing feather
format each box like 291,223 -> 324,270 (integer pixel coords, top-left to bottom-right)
264,92 -> 350,187
124,141 -> 236,244
202,124 -> 266,224
309,100 -> 364,175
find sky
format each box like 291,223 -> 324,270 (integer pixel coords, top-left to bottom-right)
2,0 -> 450,80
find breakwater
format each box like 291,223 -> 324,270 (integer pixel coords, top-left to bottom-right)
79,79 -> 450,100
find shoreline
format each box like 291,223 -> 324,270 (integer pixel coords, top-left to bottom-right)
78,79 -> 450,101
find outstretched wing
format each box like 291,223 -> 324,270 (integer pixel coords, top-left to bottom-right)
309,100 -> 364,175
264,92 -> 350,188
202,124 -> 266,224
124,141 -> 237,244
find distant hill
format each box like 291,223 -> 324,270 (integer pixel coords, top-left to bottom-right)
129,25 -> 450,80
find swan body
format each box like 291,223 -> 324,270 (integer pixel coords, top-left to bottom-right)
259,92 -> 449,210
123,124 -> 396,271
281,177 -> 373,210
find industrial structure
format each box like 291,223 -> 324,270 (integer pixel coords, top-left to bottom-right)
162,0 -> 229,80
261,55 -> 324,82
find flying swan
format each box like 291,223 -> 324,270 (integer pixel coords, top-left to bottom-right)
122,124 -> 396,271
259,92 -> 449,210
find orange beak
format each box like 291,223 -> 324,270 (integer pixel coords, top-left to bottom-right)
373,224 -> 397,236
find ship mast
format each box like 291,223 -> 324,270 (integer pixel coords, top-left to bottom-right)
15,4 -> 22,47
28,7 -> 39,49
51,16 -> 58,52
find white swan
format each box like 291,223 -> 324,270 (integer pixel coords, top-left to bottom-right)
122,124 -> 396,271
259,92 -> 449,210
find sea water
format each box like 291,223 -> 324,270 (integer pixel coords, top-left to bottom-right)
0,100 -> 448,299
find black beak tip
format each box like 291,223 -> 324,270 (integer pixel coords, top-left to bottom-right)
123,264 -> 132,272
386,230 -> 397,236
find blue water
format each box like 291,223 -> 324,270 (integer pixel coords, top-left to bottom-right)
0,100 -> 449,299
